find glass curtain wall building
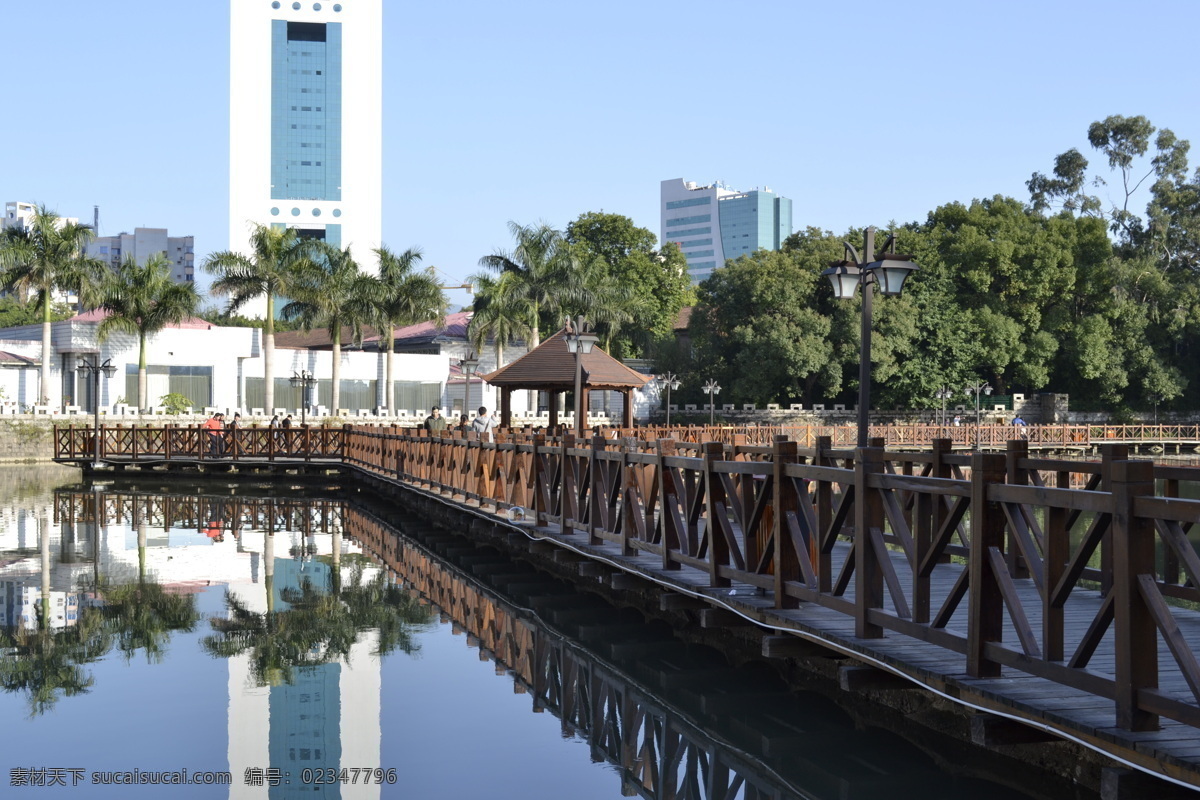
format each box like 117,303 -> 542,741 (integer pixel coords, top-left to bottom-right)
229,0 -> 382,301
660,178 -> 793,282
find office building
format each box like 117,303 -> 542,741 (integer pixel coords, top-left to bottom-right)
229,0 -> 382,273
660,179 -> 793,282
86,228 -> 196,283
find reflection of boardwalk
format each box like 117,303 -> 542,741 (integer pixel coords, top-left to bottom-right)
346,510 -> 1001,800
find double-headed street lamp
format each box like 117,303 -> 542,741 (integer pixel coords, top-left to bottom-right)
821,227 -> 919,448
935,386 -> 953,427
460,351 -> 480,415
702,379 -> 721,426
657,372 -> 681,427
290,370 -> 318,425
965,380 -> 992,449
76,356 -> 117,469
563,316 -> 599,436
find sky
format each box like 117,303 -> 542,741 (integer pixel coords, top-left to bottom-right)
3,0 -> 1199,311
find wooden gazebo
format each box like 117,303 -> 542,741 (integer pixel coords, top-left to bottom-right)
480,329 -> 651,429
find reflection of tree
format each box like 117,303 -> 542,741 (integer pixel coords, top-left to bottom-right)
0,610 -> 110,716
202,563 -> 433,687
96,522 -> 200,664
0,533 -> 198,714
98,581 -> 199,664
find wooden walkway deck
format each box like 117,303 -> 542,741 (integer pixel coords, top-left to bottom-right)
389,475 -> 1200,791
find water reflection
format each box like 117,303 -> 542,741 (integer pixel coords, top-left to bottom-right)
0,480 -> 1049,799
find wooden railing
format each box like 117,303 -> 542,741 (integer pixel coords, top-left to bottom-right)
52,423 -> 1200,734
339,428 -> 1200,735
54,424 -> 344,462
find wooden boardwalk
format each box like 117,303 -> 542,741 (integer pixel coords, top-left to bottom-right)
53,424 -> 1200,793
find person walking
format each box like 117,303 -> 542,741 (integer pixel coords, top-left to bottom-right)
471,406 -> 496,441
226,412 -> 242,456
424,406 -> 447,433
203,413 -> 224,457
269,413 -> 282,450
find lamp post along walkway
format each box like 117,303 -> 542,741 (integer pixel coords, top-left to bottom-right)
76,357 -> 117,468
821,227 -> 918,448
290,370 -> 317,425
563,316 -> 598,436
966,380 -> 992,449
657,372 -> 681,426
702,379 -> 721,426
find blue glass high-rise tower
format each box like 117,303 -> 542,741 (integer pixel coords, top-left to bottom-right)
660,179 -> 793,283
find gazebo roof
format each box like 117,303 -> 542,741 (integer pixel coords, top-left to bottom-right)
480,329 -> 651,391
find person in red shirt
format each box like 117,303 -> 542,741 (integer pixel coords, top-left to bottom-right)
202,414 -> 224,456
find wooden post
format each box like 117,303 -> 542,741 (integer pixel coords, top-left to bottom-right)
1111,459 -> 1158,731
1005,439 -> 1030,578
854,445 -> 886,638
702,441 -> 730,588
590,434 -> 609,548
773,439 -> 800,608
967,452 -> 1007,678
815,435 -> 833,593
1099,444 -> 1128,596
914,439 -> 951,622
500,387 -> 512,430
1044,468 -> 1070,662
622,388 -> 634,428
656,438 -> 680,571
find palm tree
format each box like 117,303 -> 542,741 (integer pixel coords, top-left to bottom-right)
281,243 -> 376,414
96,254 -> 201,411
370,246 -> 446,413
466,271 -> 530,370
569,253 -> 654,358
203,224 -> 315,414
0,205 -> 106,408
476,221 -> 581,351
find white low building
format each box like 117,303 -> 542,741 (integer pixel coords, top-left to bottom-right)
0,311 -> 447,418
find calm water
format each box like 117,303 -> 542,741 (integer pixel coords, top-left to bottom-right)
0,466 -> 1053,799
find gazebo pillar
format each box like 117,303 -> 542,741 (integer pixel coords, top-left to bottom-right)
622,389 -> 633,428
500,387 -> 512,429
549,392 -> 559,432
580,388 -> 590,434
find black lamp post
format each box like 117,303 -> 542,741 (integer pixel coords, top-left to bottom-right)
563,316 -> 599,436
76,357 -> 117,468
935,386 -> 953,427
657,372 -> 681,427
460,351 -> 480,416
965,380 -> 992,449
290,370 -> 317,425
702,379 -> 721,426
821,227 -> 918,448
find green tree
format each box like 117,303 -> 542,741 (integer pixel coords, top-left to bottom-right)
476,221 -> 580,350
466,271 -> 531,369
0,205 -> 106,407
565,212 -> 694,354
689,247 -> 835,405
203,224 -> 316,413
281,243 -> 376,414
370,246 -> 446,413
96,254 -> 201,410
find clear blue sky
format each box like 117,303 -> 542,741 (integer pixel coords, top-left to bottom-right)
4,0 -> 1198,310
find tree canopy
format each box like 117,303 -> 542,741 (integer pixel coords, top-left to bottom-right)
665,114 -> 1200,415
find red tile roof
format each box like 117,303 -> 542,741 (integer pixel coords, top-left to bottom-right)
69,309 -> 215,329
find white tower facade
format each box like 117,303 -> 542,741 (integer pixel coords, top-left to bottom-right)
229,0 -> 382,270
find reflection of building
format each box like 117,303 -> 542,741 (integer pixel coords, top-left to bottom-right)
226,534 -> 381,800
0,580 -> 83,630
